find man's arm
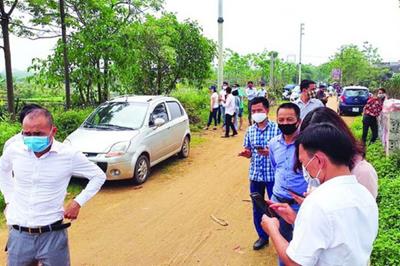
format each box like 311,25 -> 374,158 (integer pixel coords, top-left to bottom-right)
0,147 -> 14,204
69,151 -> 106,208
261,215 -> 300,266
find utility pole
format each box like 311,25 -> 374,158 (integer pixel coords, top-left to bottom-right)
269,52 -> 275,90
298,23 -> 304,84
217,0 -> 224,88
59,0 -> 71,109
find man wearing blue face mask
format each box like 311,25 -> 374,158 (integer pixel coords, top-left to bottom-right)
0,108 -> 106,266
238,97 -> 280,250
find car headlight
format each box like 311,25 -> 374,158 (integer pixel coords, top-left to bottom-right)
105,141 -> 130,158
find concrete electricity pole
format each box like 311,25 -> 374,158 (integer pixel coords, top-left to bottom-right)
217,0 -> 224,88
298,23 -> 304,84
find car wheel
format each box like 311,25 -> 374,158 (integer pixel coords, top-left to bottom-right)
178,136 -> 190,158
133,154 -> 150,184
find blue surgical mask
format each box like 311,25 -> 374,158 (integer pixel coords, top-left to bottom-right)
23,135 -> 51,153
302,156 -> 322,188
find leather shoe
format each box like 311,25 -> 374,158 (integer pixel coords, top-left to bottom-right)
253,238 -> 269,250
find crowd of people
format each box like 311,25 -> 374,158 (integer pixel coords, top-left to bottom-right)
232,79 -> 380,265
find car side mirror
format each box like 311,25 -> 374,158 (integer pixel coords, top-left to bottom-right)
154,118 -> 165,127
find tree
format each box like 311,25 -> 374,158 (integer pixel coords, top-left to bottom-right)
0,0 -> 18,119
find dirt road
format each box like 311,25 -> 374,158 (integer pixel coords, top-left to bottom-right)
0,97 -> 355,265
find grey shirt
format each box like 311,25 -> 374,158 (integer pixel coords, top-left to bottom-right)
295,98 -> 324,120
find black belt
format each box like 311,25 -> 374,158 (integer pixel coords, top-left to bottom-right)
12,220 -> 71,234
273,194 -> 296,205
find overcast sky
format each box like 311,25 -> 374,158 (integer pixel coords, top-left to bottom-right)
2,0 -> 400,71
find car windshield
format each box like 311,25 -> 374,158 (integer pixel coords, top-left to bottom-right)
344,89 -> 369,97
84,102 -> 149,130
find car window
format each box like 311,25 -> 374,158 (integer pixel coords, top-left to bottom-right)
85,102 -> 148,130
167,101 -> 183,120
344,89 -> 369,97
150,103 -> 169,125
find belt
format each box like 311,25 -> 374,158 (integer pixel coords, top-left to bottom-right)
273,194 -> 296,205
12,220 -> 71,234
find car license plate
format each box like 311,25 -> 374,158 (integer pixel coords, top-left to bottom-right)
352,107 -> 359,112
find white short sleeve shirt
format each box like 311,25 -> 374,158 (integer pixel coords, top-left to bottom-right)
286,175 -> 378,266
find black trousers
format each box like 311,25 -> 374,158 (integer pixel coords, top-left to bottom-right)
207,108 -> 218,127
362,114 -> 378,144
225,113 -> 237,137
247,100 -> 253,125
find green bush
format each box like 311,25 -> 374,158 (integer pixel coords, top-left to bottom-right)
53,108 -> 94,141
0,121 -> 21,153
350,116 -> 400,266
170,86 -> 209,130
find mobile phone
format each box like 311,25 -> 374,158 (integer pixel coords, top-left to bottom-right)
249,192 -> 276,218
281,187 -> 304,198
253,145 -> 265,150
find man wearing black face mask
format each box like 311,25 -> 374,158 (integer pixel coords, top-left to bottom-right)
265,103 -> 308,266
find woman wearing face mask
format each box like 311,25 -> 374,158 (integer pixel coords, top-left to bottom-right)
297,107 -> 378,200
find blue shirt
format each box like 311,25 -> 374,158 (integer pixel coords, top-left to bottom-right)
269,134 -> 308,199
244,121 -> 280,182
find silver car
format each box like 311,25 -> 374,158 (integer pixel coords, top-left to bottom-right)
64,96 -> 191,184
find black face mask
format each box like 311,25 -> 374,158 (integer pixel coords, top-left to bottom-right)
278,123 -> 298,135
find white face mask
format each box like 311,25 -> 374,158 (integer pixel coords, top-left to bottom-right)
302,156 -> 322,187
252,112 -> 267,123
222,85 -> 228,90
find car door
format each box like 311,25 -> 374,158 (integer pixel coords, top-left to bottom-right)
166,101 -> 188,151
144,102 -> 173,163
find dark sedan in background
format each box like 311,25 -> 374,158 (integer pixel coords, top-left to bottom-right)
338,86 -> 370,115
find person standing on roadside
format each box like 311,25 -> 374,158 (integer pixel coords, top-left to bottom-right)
362,90 -> 383,145
238,97 -> 280,250
236,83 -> 245,130
245,81 -> 258,126
232,86 -> 241,131
377,88 -> 387,103
316,84 -> 328,106
268,103 -> 307,266
261,123 -> 378,266
258,81 -> 267,98
217,81 -> 228,126
204,85 -> 219,130
0,108 -> 106,266
294,79 -> 323,119
222,87 -> 238,138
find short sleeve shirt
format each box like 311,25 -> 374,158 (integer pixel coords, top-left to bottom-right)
243,121 -> 281,182
286,175 -> 378,266
295,98 -> 324,120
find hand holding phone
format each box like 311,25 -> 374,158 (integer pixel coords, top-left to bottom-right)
281,186 -> 304,198
250,192 -> 277,218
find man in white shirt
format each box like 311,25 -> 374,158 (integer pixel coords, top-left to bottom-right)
261,123 -> 378,266
245,81 -> 258,126
218,81 -> 228,126
222,86 -> 238,138
294,79 -> 324,120
0,108 -> 106,266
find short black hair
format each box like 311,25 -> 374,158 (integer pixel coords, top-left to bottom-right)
223,81 -> 229,86
251,97 -> 269,109
19,103 -> 42,124
24,107 -> 54,127
300,79 -> 316,91
247,81 -> 254,85
277,102 -> 300,119
296,123 -> 355,167
226,86 -> 232,94
378,88 -> 386,93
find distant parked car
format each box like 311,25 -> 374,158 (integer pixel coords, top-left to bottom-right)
289,86 -> 301,102
282,84 -> 296,100
338,86 -> 370,115
64,95 -> 191,184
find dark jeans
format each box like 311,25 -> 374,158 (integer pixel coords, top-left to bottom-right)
225,113 -> 237,137
362,114 -> 378,144
217,105 -> 223,125
207,108 -> 218,127
250,180 -> 274,241
247,100 -> 253,125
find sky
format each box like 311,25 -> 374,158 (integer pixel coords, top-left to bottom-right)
2,0 -> 400,71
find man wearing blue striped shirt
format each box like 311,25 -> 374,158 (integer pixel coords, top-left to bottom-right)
239,97 -> 280,250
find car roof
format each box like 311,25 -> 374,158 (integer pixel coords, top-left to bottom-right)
343,86 -> 369,91
109,95 -> 178,103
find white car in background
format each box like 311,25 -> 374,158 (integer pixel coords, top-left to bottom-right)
64,96 -> 191,184
289,86 -> 301,102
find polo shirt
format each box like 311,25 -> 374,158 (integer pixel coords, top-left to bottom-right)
295,98 -> 324,119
